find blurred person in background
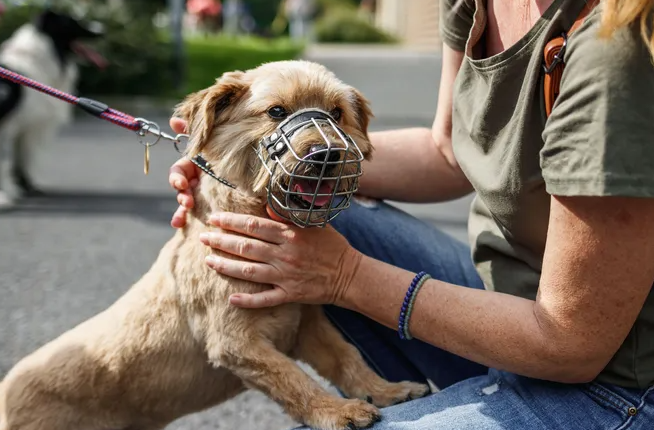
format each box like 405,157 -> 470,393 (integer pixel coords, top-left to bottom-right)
284,0 -> 316,41
358,0 -> 376,23
187,0 -> 222,35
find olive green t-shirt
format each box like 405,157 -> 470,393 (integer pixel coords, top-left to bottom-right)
440,0 -> 654,388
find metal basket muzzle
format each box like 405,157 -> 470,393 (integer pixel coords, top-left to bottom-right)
256,109 -> 364,228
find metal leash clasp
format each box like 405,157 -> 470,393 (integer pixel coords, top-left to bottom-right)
172,134 -> 189,154
134,118 -> 190,175
135,118 -> 161,175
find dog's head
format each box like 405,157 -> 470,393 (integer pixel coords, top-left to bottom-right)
34,9 -> 106,68
174,60 -> 374,227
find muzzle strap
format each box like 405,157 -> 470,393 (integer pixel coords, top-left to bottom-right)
262,109 -> 335,159
190,154 -> 238,190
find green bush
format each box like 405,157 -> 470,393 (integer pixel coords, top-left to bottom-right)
183,35 -> 305,95
76,19 -> 175,96
0,4 -> 43,42
314,8 -> 397,44
0,4 -> 305,97
244,0 -> 360,36
0,3 -> 174,97
316,0 -> 362,11
70,2 -> 175,97
243,0 -> 284,35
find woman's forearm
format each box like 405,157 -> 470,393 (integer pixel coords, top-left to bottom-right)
358,45 -> 471,203
357,127 -> 473,203
339,254 -> 596,383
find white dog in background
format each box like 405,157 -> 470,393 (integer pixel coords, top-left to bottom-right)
0,8 -> 104,209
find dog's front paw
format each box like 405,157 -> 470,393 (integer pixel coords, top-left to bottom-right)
363,381 -> 430,408
307,398 -> 381,430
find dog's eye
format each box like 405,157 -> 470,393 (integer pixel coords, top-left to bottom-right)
330,108 -> 342,121
267,106 -> 288,120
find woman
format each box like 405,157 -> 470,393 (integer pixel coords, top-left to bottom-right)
167,0 -> 654,428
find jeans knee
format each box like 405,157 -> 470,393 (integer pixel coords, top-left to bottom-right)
332,198 -> 383,250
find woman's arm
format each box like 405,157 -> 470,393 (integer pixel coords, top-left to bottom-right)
205,194 -> 654,384
337,195 -> 654,383
357,44 -> 473,202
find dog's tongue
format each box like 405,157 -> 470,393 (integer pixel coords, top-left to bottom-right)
293,181 -> 334,206
71,41 -> 108,69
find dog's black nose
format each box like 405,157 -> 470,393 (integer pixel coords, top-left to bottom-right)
308,145 -> 340,164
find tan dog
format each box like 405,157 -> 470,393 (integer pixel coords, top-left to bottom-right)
0,60 -> 428,430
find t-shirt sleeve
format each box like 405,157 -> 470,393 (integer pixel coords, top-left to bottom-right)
541,11 -> 654,197
439,0 -> 475,52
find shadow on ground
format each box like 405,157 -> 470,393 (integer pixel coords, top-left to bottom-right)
7,190 -> 177,225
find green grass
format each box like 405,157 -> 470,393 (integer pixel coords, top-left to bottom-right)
182,35 -> 305,95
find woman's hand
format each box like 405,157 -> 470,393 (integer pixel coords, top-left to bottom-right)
200,212 -> 362,308
167,117 -> 362,308
168,118 -> 200,228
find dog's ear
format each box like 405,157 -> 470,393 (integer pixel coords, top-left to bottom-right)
173,87 -> 210,125
173,71 -> 248,156
351,88 -> 373,140
350,88 -> 374,160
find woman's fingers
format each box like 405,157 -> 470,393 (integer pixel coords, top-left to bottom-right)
206,254 -> 281,284
168,118 -> 194,193
170,117 -> 187,134
209,212 -> 291,245
200,232 -> 273,263
176,188 -> 195,209
169,159 -> 199,191
171,179 -> 199,228
171,205 -> 188,229
229,289 -> 289,308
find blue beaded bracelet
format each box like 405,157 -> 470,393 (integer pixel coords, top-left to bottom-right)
398,271 -> 432,340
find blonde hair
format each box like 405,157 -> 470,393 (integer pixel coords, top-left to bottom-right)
599,0 -> 654,59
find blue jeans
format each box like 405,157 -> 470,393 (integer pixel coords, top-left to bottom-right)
294,200 -> 654,429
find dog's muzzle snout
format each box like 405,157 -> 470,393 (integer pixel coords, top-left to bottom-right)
308,145 -> 341,164
256,108 -> 364,228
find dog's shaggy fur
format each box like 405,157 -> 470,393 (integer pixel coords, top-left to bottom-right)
0,60 -> 428,430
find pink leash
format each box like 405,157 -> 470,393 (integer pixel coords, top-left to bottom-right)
0,65 -> 142,131
0,65 -> 188,162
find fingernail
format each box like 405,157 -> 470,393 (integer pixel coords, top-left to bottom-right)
229,294 -> 244,306
174,179 -> 182,189
205,254 -> 220,266
209,213 -> 222,224
199,232 -> 210,243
